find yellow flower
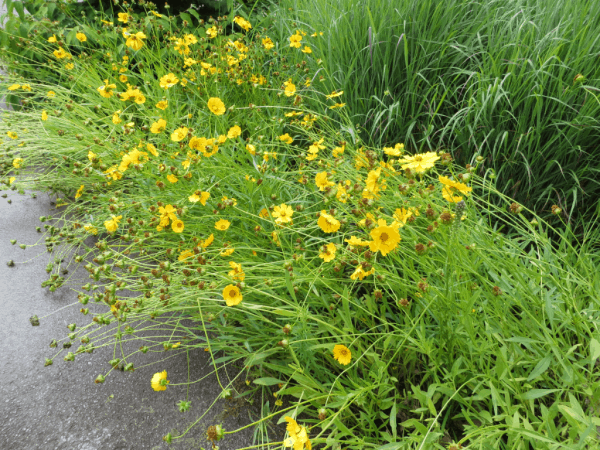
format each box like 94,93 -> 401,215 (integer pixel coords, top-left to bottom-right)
369,222 -> 401,256
119,74 -> 128,82
333,345 -> 352,365
279,133 -> 293,144
326,90 -> 343,99
206,26 -> 218,39
272,203 -> 294,225
41,111 -> 48,121
76,32 -> 87,42
233,16 -> 252,31
315,172 -> 334,191
439,176 -> 472,203
289,32 -> 302,48
319,243 -> 336,262
150,10 -> 162,17
350,264 -> 374,280
146,143 -> 158,156
118,12 -> 129,23
83,224 -> 98,235
283,79 -> 296,97
200,191 -> 210,205
345,236 -> 371,247
151,370 -> 169,391
329,103 -> 345,109
97,79 -> 116,98
178,249 -> 194,261
215,219 -> 231,231
283,416 -> 312,450
172,219 -> 184,233
167,174 -> 178,183
220,248 -> 235,257
246,144 -> 256,155
171,127 -> 189,142
124,30 -> 146,50
207,97 -> 226,115
150,118 -> 167,134
262,37 -> 274,50
112,111 -> 122,124
75,185 -> 84,199
53,47 -> 71,59
156,100 -> 168,110
47,34 -> 57,43
87,150 -> 97,161
301,46 -> 312,54
12,158 -> 23,168
104,215 -> 122,233
317,211 -> 340,233
8,177 -> 15,185
6,131 -> 18,140
47,91 -> 56,98
201,233 -> 214,248
7,84 -> 20,91
223,284 -> 243,306
227,125 -> 241,139
228,261 -> 245,281
383,143 -> 404,156
159,73 -> 179,89
399,151 -> 440,173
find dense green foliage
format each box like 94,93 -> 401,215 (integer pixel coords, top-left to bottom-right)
1,0 -> 600,449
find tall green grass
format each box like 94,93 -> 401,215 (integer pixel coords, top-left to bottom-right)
274,0 -> 600,226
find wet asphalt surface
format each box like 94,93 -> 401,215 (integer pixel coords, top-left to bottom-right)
0,190 -> 258,449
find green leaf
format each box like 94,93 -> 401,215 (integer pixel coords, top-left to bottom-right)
253,377 -> 284,386
527,355 -> 552,381
520,389 -> 561,400
590,338 -> 600,366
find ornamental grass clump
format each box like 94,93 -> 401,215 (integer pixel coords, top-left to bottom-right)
1,4 -> 600,450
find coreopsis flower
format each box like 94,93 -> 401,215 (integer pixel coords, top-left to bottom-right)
74,185 -> 84,199
201,233 -> 214,248
301,46 -> 312,54
41,110 -> 48,121
83,224 -> 98,235
335,183 -> 349,203
345,236 -> 371,247
156,100 -> 168,110
384,143 -> 404,156
399,151 -> 440,173
315,172 -> 334,191
122,30 -> 146,50
87,151 -> 97,161
104,215 -> 122,233
47,91 -> 56,98
284,416 -> 312,450
151,370 -> 169,391
146,143 -> 158,156
227,125 -> 242,139
7,131 -> 18,139
319,243 -> 336,262
262,37 -> 274,50
97,79 -> 116,98
439,176 -> 472,203
246,144 -> 256,155
228,261 -> 245,281
289,32 -> 302,48
76,32 -> 86,42
207,97 -> 226,115
12,158 -> 23,168
369,222 -> 401,256
47,34 -> 57,43
150,118 -> 167,134
167,174 -> 178,183
65,63 -> 74,70
178,249 -> 194,261
7,84 -> 20,91
171,127 -> 189,142
350,264 -> 375,280
112,111 -> 122,124
279,133 -> 293,144
171,219 -> 184,233
329,103 -> 345,109
223,285 -> 242,306
392,207 -> 413,227
220,248 -> 235,257
272,203 -> 294,225
308,139 -> 325,155
333,344 -> 352,365
206,26 -> 218,39
53,47 -> 72,59
283,79 -> 296,97
318,211 -> 340,233
117,12 -> 129,23
233,15 -> 252,31
326,91 -> 343,99
150,10 -> 162,17
215,219 -> 231,231
159,73 -> 179,89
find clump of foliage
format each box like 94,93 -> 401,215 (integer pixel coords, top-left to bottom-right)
1,1 -> 600,449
